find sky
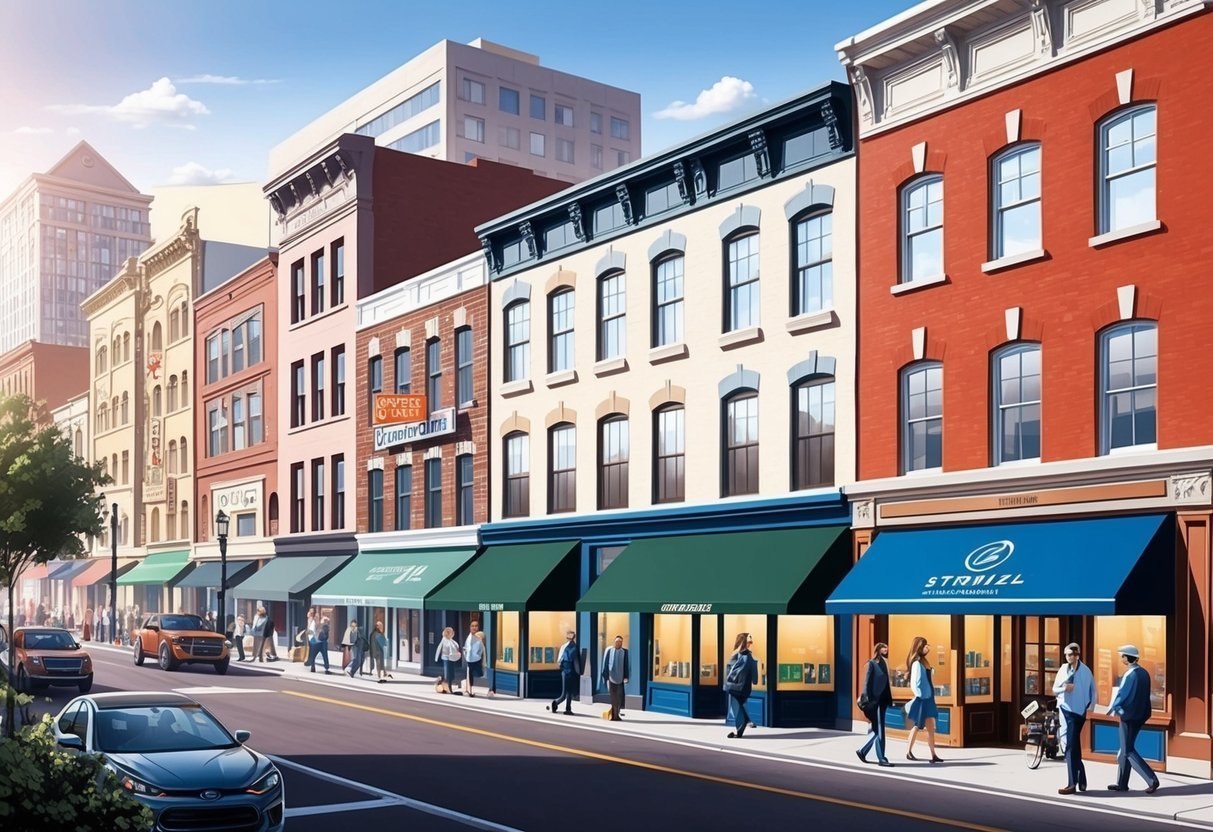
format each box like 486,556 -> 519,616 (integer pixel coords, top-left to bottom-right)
0,0 -> 910,198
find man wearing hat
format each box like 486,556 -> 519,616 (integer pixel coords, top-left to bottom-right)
1053,642 -> 1095,794
1106,644 -> 1160,794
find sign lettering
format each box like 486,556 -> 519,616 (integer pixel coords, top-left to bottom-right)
478,603 -> 505,611
374,393 -> 427,426
659,603 -> 713,613
923,541 -> 1025,598
373,407 -> 456,451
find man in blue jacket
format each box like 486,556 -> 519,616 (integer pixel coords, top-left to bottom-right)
549,630 -> 583,715
1106,644 -> 1160,793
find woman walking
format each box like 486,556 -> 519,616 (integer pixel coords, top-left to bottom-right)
462,620 -> 485,697
251,607 -> 269,662
723,632 -> 758,739
857,642 -> 894,766
434,626 -> 461,694
905,636 -> 943,763
370,620 -> 392,682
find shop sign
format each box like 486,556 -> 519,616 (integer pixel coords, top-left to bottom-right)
922,540 -> 1024,597
214,481 -> 262,513
478,603 -> 505,611
373,407 -> 456,451
373,393 -> 427,426
659,604 -> 713,612
366,564 -> 429,584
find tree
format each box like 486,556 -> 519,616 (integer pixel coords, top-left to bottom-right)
0,394 -> 108,738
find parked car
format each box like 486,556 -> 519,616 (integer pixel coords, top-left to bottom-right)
132,613 -> 230,674
0,626 -> 93,693
54,691 -> 284,831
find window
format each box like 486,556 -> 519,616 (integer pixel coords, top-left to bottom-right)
236,514 -> 256,537
544,220 -> 576,252
169,311 -> 180,343
220,329 -> 231,377
652,255 -> 684,347
591,112 -> 603,134
332,346 -> 346,417
394,348 -> 411,394
902,362 -> 944,472
332,454 -> 345,529
723,392 -> 759,496
426,339 -> 441,410
312,353 -> 326,422
793,377 -> 836,489
645,181 -> 680,215
208,405 -> 228,457
593,201 -> 626,235
292,260 -> 305,323
504,432 -> 529,518
530,94 -> 545,119
1093,615 -> 1166,711
464,116 -> 485,143
180,437 -> 188,472
654,405 -> 686,503
424,457 -> 442,528
505,301 -> 530,383
181,372 -> 188,404
549,289 -> 575,373
530,132 -> 545,157
249,392 -> 263,445
992,144 -> 1041,258
180,501 -> 189,542
232,321 -> 245,374
610,116 -> 629,140
554,103 -> 574,127
332,239 -> 345,306
718,153 -> 759,191
1099,105 -> 1156,234
456,454 -> 473,525
726,232 -> 761,331
120,392 -> 129,424
312,459 -> 326,531
355,81 -> 440,137
152,385 -> 162,417
1102,322 -> 1157,452
166,506 -> 176,541
500,126 -> 521,150
616,149 -> 631,168
247,315 -> 262,366
598,416 -> 629,509
591,144 -> 603,170
549,424 -> 576,513
180,304 -> 189,337
123,332 -> 130,362
993,345 -> 1041,464
597,271 -> 626,361
902,175 -> 944,283
794,213 -> 833,315
291,463 -> 304,533
556,139 -> 575,164
96,346 -> 107,374
368,355 -> 383,423
783,126 -> 832,168
232,395 -> 246,451
461,77 -> 485,105
456,328 -> 473,405
311,250 -> 326,316
291,361 -> 305,427
387,120 -> 441,153
394,465 -> 412,530
151,322 -> 163,352
149,508 -> 160,544
368,469 -> 384,532
500,86 -> 520,115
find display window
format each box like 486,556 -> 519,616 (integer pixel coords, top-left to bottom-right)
395,608 -> 421,663
698,615 -> 718,685
999,616 -> 1013,701
775,615 -> 833,691
1023,616 -> 1061,697
724,614 -> 768,691
315,605 -> 345,648
652,614 -> 693,685
526,611 -> 576,670
962,616 -> 994,703
888,614 -> 955,704
495,611 -> 520,670
1094,615 -> 1167,711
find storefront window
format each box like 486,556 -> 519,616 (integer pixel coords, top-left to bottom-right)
888,614 -> 954,704
999,616 -> 1012,702
698,615 -> 718,685
1094,615 -> 1166,711
775,615 -> 833,690
495,611 -> 520,670
724,614 -> 767,691
963,616 -> 994,703
395,609 -> 420,664
653,614 -> 692,685
1023,616 -> 1061,697
527,611 -> 576,670
596,612 -> 630,685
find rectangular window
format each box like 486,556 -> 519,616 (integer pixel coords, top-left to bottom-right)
598,272 -> 626,360
530,93 -> 545,120
903,176 -> 944,283
332,454 -> 345,529
232,321 -> 246,374
615,149 -> 631,168
424,457 -> 442,529
291,462 -> 304,533
500,126 -> 521,150
783,126 -> 832,168
994,346 -> 1042,464
206,334 -> 220,383
794,379 -> 836,489
456,328 -> 473,405
248,314 -> 262,367
312,352 -> 326,422
311,458 -> 326,532
549,424 -> 576,513
530,132 -> 545,157
232,394 -> 246,452
394,347 -> 411,394
1093,615 -> 1166,711
368,355 -> 383,424
456,454 -> 473,525
653,255 -> 684,347
504,433 -> 529,518
292,260 -> 305,323
549,289 -> 575,373
591,144 -> 603,170
718,153 -> 759,191
593,201 -> 625,234
505,302 -> 530,383
236,513 -> 256,537
220,329 -> 231,378
122,450 -> 129,484
291,360 -> 305,427
554,103 -> 574,127
903,363 -> 944,472
426,339 -> 441,410
394,465 -> 412,531
993,145 -> 1042,258
556,138 -> 575,164
354,81 -> 440,138
795,213 -> 833,315
208,405 -> 227,457
1102,323 -> 1157,453
610,116 -> 630,140
248,392 -> 263,445
461,77 -> 485,105
591,112 -> 603,134
726,233 -> 761,331
332,239 -> 345,306
387,120 -> 441,153
463,115 -> 485,143
654,406 -> 685,503
598,417 -> 629,509
311,250 -> 326,316
645,181 -> 680,215
368,469 -> 384,532
499,86 -> 520,115
1100,106 -> 1156,234
332,346 -> 346,417
725,393 -> 759,496
543,221 -> 576,251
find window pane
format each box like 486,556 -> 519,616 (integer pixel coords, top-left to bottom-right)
1108,169 -> 1156,230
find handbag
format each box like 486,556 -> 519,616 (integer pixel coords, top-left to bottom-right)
857,693 -> 872,711
450,648 -> 463,661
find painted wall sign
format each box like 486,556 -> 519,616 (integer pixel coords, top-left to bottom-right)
366,564 -> 429,584
478,603 -> 505,611
922,541 -> 1024,598
373,393 -> 427,426
373,407 -> 456,451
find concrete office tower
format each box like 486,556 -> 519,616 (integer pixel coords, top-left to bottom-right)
0,141 -> 152,352
268,38 -> 641,185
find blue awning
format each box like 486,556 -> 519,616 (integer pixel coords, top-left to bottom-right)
826,514 -> 1173,615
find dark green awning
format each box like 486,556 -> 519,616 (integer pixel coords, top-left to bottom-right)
426,540 -> 580,612
311,548 -> 478,609
117,551 -> 192,586
173,560 -> 259,590
230,555 -> 351,603
576,526 -> 850,614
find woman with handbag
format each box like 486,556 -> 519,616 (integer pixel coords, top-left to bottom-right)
856,642 -> 894,766
370,620 -> 392,683
904,636 -> 943,763
434,626 -> 462,694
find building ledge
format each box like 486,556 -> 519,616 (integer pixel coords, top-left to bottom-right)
981,249 -> 1047,274
500,379 -> 533,398
544,369 -> 578,388
1089,220 -> 1163,249
890,274 -> 948,295
786,308 -> 836,334
648,343 -> 688,364
718,326 -> 763,350
592,357 -> 629,377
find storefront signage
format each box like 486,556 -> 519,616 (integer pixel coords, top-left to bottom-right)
365,565 -> 429,584
881,479 -> 1167,520
923,541 -> 1024,597
478,603 -> 505,611
373,393 -> 427,426
659,603 -> 713,612
213,481 -> 263,513
373,407 -> 456,451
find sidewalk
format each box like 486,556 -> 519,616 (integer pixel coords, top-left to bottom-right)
101,644 -> 1213,828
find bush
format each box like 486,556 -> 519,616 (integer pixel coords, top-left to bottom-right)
0,710 -> 152,832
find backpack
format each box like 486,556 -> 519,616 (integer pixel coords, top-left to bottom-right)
722,651 -> 750,694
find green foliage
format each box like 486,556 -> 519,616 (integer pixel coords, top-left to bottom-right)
0,714 -> 153,832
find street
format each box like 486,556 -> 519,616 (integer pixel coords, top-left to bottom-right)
14,645 -> 1205,832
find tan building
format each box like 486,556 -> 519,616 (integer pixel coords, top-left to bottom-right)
150,182 -> 275,249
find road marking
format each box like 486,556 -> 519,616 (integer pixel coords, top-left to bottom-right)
282,690 -> 1003,832
269,754 -> 523,831
172,686 -> 275,695
285,797 -> 397,817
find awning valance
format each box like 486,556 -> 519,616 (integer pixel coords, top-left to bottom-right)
173,560 -> 259,590
311,548 -> 478,609
117,551 -> 192,586
426,541 -> 580,612
230,555 -> 351,603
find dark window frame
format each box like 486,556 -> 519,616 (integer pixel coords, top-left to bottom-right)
503,431 -> 530,518
791,375 -> 836,490
368,468 -> 384,533
722,390 -> 759,497
597,415 -> 629,510
653,404 -> 686,504
548,423 -> 576,514
394,465 -> 412,531
456,454 -> 474,525
424,457 -> 443,529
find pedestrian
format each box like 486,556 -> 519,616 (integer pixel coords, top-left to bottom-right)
101,606 -> 111,643
309,616 -> 332,674
1106,644 -> 1160,793
462,620 -> 485,697
344,620 -> 368,677
722,632 -> 758,738
263,610 -> 279,661
125,607 -> 136,645
303,608 -> 320,667
434,626 -> 461,693
547,629 -> 583,715
82,607 -> 93,641
904,636 -> 943,763
67,608 -> 76,632
251,607 -> 269,662
231,614 -> 248,661
857,641 -> 894,767
1053,642 -> 1095,794
370,620 -> 392,683
600,635 -> 629,721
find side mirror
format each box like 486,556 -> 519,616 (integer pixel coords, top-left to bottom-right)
234,730 -> 251,744
57,734 -> 84,750
145,625 -> 159,633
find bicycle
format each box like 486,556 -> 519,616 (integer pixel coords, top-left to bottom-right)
1021,698 -> 1061,769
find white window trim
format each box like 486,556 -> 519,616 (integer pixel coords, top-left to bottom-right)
500,379 -> 533,398
718,326 -> 762,349
981,249 -> 1048,273
1088,219 -> 1163,248
1099,322 -> 1158,456
1097,104 -> 1158,236
991,344 -> 1042,467
902,362 -> 944,474
901,175 -> 944,285
890,273 -> 948,295
592,357 -> 628,377
786,308 -> 835,333
648,343 -> 688,364
544,369 -> 578,388
991,144 -> 1042,261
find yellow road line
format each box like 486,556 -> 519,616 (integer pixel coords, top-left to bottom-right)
282,690 -> 1004,832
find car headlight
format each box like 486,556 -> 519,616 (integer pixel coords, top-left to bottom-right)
81,656 -> 92,669
172,636 -> 186,645
29,656 -> 42,665
245,769 -> 281,795
121,774 -> 166,798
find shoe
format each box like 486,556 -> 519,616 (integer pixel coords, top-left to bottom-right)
856,751 -> 869,764
727,732 -> 737,739
309,667 -> 315,673
748,722 -> 756,729
324,670 -> 332,674
1107,784 -> 1129,791
346,668 -> 354,677
906,752 -> 919,761
1078,783 -> 1087,793
1058,786 -> 1076,795
378,679 -> 386,684
1145,783 -> 1160,795
878,761 -> 895,768
563,710 -> 573,715
549,701 -> 558,712
930,756 -> 943,764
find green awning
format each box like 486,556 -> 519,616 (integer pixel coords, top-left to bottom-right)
576,526 -> 851,614
426,540 -> 580,612
230,555 -> 351,603
117,551 -> 192,586
311,548 -> 478,608
173,560 -> 259,590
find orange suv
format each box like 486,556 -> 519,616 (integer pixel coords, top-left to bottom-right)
132,613 -> 230,674
4,626 -> 94,693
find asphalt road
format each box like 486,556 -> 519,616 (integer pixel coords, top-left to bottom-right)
16,647 -> 1202,832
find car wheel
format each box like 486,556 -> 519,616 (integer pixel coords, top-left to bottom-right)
214,656 -> 230,675
133,643 -> 145,666
78,675 -> 93,694
159,642 -> 179,672
15,664 -> 28,693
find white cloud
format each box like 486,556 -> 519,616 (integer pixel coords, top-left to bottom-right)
167,161 -> 237,186
47,78 -> 210,129
66,126 -> 81,135
654,76 -> 758,121
175,74 -> 280,86
11,126 -> 54,135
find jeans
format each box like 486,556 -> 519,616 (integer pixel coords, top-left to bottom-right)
229,632 -> 246,661
1117,719 -> 1159,788
345,646 -> 365,674
729,694 -> 752,735
1060,709 -> 1087,787
607,680 -> 625,720
442,658 -> 460,687
859,704 -> 888,762
307,638 -> 330,670
553,670 -> 579,711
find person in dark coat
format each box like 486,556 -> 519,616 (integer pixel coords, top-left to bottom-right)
724,632 -> 759,739
857,642 -> 895,766
1106,644 -> 1160,793
308,617 -> 332,674
548,630 -> 583,715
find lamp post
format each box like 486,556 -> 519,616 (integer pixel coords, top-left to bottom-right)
215,510 -> 230,637
109,501 -> 118,644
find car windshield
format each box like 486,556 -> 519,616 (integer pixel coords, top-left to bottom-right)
23,631 -> 77,650
95,705 -> 237,753
158,615 -> 209,631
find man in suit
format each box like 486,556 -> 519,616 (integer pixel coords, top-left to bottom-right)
1054,642 -> 1095,794
1107,644 -> 1160,794
857,641 -> 894,767
601,635 -> 629,721
549,630 -> 583,715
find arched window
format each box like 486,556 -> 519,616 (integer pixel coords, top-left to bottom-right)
168,375 -> 178,412
597,271 -> 626,361
724,230 -> 760,332
653,404 -> 685,504
900,174 -> 944,283
792,375 -> 836,489
268,493 -> 279,536
166,504 -> 176,541
168,440 -> 178,474
598,415 -> 629,509
151,321 -> 163,352
112,335 -> 121,360
651,255 -> 684,347
95,405 -> 106,434
122,332 -> 130,363
504,300 -> 530,383
181,371 -> 189,402
111,453 -> 118,476
991,144 -> 1041,259
96,347 -> 107,374
120,514 -> 129,546
170,309 -> 179,343
180,437 -> 189,473
180,501 -> 190,542
153,385 -> 162,417
111,396 -> 119,420
100,457 -> 109,478
902,361 -> 943,472
180,302 -> 190,337
792,211 -> 832,315
149,508 -> 160,543
548,289 -> 575,373
503,432 -> 530,518
121,391 -> 129,424
1098,104 -> 1156,235
73,428 -> 82,458
548,423 -> 576,513
722,391 -> 759,496
992,344 -> 1041,464
1101,322 -> 1157,453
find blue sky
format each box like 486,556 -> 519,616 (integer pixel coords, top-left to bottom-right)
0,0 -> 909,198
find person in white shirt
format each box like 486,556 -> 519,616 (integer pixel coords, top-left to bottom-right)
1053,642 -> 1095,794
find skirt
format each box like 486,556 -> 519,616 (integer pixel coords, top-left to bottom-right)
905,696 -> 939,729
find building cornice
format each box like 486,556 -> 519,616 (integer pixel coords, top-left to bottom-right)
81,268 -> 138,318
356,252 -> 485,330
143,207 -> 201,280
354,526 -> 481,551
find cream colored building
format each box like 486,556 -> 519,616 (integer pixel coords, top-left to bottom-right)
150,182 -> 275,249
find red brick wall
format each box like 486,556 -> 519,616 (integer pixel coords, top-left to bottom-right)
0,341 -> 89,419
856,12 -> 1213,480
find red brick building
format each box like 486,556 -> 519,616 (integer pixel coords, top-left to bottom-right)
0,340 -> 89,420
831,0 -> 1213,775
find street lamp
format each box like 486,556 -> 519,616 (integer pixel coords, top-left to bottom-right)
109,500 -> 118,644
215,510 -> 229,637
